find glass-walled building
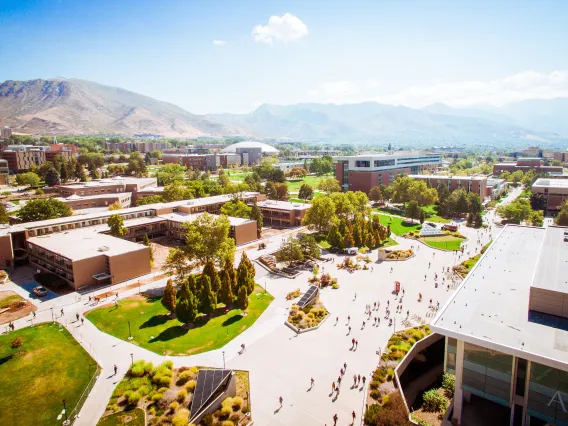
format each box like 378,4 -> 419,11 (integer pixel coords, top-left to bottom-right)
433,225 -> 568,426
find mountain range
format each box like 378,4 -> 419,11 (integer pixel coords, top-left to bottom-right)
1,78 -> 567,147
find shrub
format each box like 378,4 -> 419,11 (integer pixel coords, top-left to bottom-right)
201,414 -> 214,426
172,408 -> 190,426
364,404 -> 382,424
170,401 -> 180,411
11,336 -> 23,348
151,393 -> 163,402
177,370 -> 192,384
177,389 -> 188,402
230,413 -> 241,422
241,405 -> 250,414
127,391 -> 142,406
370,389 -> 381,400
423,389 -> 449,412
137,384 -> 152,396
129,360 -> 153,377
152,375 -> 172,387
232,396 -> 244,410
221,421 -> 235,426
185,379 -> 197,391
220,406 -> 232,418
148,406 -> 157,415
106,403 -> 120,412
331,283 -> 339,289
442,373 -> 456,397
381,394 -> 390,405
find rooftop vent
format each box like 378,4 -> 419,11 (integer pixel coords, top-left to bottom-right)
97,246 -> 110,252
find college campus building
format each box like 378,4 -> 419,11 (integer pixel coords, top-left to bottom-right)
432,225 -> 568,426
0,159 -> 8,185
520,147 -> 567,163
408,175 -> 487,198
486,178 -> 507,200
161,153 -> 241,170
58,177 -> 158,206
104,141 -> 172,153
531,178 -> 568,215
0,143 -> 78,173
0,126 -> 12,140
255,200 -> 309,227
493,158 -> 563,176
333,152 -> 441,193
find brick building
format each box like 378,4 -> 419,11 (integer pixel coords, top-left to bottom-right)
254,200 -> 309,227
104,141 -> 171,153
56,192 -> 133,211
334,152 -> 441,193
162,154 -> 207,170
409,175 -> 487,198
1,149 -> 46,173
0,126 -> 12,140
493,159 -> 563,176
59,177 -> 157,204
531,178 -> 568,215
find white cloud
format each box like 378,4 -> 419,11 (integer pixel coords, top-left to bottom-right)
307,71 -> 568,107
252,13 -> 308,45
213,40 -> 227,46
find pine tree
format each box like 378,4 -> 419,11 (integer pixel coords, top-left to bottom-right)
250,201 -> 263,238
239,252 -> 255,278
45,167 -> 61,187
187,275 -> 197,294
343,228 -> 355,249
60,160 -> 68,183
143,234 -> 154,263
161,279 -> 177,315
219,269 -> 234,306
327,223 -> 343,248
353,223 -> 362,247
175,282 -> 198,326
199,275 -> 216,314
237,285 -> 249,311
365,232 -> 375,249
224,258 -> 238,293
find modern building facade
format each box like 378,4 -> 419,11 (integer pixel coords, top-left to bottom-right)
254,200 -> 309,227
531,178 -> 568,215
0,159 -> 8,185
56,192 -> 133,211
432,225 -> 568,426
0,149 -> 46,173
104,141 -> 172,153
59,177 -> 157,204
334,152 -> 441,193
493,159 -> 563,176
486,178 -> 507,200
409,175 -> 487,198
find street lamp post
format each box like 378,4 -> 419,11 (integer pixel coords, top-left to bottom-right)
62,399 -> 68,424
51,307 -> 54,323
128,321 -> 133,340
130,353 -> 134,365
222,351 -> 225,369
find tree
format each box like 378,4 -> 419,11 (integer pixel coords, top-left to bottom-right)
446,188 -> 470,216
528,209 -> 543,226
309,158 -> 333,176
199,275 -> 217,314
237,285 -> 249,311
343,228 -> 355,248
15,172 -> 40,188
60,160 -> 69,182
243,172 -> 262,192
327,222 -> 343,248
175,281 -> 198,326
407,181 -> 438,206
127,152 -> 147,177
250,201 -> 263,238
220,200 -> 252,219
156,163 -> 186,186
530,193 -> 546,211
468,193 -> 482,215
44,167 -> 61,186
419,209 -> 425,224
273,182 -> 289,200
0,204 -> 9,224
108,201 -> 122,211
556,202 -> 568,226
390,175 -> 414,203
510,170 -> 524,185
497,198 -> 532,224
163,182 -> 192,202
224,258 -> 238,294
276,236 -> 304,265
143,234 -> 154,263
108,214 -> 127,237
346,191 -> 371,216
369,186 -> 383,204
219,269 -> 234,306
239,251 -> 255,278
437,182 -> 451,216
264,181 -> 277,199
137,195 -> 164,206
161,279 -> 177,315
237,258 -> 255,295
165,213 -> 235,278
331,192 -> 355,220
298,184 -> 314,201
317,177 -> 341,195
405,200 -> 422,220
302,196 -> 336,232
297,234 -> 321,259
17,198 -> 72,223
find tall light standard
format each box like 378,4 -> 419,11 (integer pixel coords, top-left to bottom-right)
130,353 -> 134,365
222,351 -> 226,369
50,307 -> 54,323
62,399 -> 69,425
128,321 -> 133,340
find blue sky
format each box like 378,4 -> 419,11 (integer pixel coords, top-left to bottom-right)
1,0 -> 568,114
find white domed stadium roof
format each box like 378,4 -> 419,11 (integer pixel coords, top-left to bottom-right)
221,141 -> 278,154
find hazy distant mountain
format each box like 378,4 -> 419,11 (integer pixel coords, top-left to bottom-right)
494,98 -> 568,136
0,78 -> 244,137
208,101 -> 561,144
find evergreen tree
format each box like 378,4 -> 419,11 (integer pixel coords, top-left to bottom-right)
326,223 -> 343,248
250,201 -> 263,238
303,159 -> 309,172
419,209 -> 425,224
353,222 -> 362,247
143,234 -> 154,263
364,231 -> 375,249
45,167 -> 61,186
343,228 -> 355,248
239,252 -> 255,278
161,279 -> 177,315
224,258 -> 238,293
219,269 -> 234,306
237,285 -> 249,311
187,274 -> 197,294
175,281 -> 198,326
237,261 -> 251,294
60,160 -> 68,182
199,275 -> 216,314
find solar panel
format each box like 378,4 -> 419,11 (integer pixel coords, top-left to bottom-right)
297,285 -> 319,308
190,369 -> 232,421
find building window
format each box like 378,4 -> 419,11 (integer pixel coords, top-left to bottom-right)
446,337 -> 457,374
355,160 -> 370,167
527,362 -> 568,425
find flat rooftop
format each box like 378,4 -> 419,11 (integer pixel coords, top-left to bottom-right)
431,225 -> 568,371
27,231 -> 147,261
159,212 -> 252,226
532,226 -> 568,294
409,174 -> 486,181
334,151 -> 438,159
532,178 -> 568,189
59,177 -> 156,189
256,200 -> 310,211
56,192 -> 132,201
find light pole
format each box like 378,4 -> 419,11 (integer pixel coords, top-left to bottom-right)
222,351 -> 225,369
130,353 -> 134,365
51,307 -> 54,323
62,399 -> 68,425
128,321 -> 133,340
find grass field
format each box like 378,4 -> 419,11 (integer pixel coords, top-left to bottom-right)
86,286 -> 273,356
0,323 -> 97,426
420,235 -> 465,251
98,408 -> 145,426
375,213 -> 422,236
286,175 -> 332,192
225,171 -> 253,182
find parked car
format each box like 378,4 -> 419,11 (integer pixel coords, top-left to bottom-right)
32,286 -> 48,297
345,247 -> 358,255
442,224 -> 459,232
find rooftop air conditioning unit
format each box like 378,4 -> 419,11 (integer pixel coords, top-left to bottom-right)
97,246 -> 110,252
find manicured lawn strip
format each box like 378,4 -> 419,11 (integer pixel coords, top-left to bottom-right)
98,408 -> 145,426
374,213 -> 421,236
379,237 -> 399,248
420,236 -> 464,251
86,286 -> 273,356
0,291 -> 24,309
226,172 -> 253,182
0,323 -> 97,426
286,175 -> 332,192
426,215 -> 451,223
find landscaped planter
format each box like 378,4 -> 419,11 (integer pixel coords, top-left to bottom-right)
285,302 -> 329,333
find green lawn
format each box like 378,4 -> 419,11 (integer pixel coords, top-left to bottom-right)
0,323 -> 98,426
420,236 -> 465,251
86,286 -> 273,356
0,291 -> 24,309
375,213 -> 422,236
286,175 -> 332,192
226,171 -> 253,182
426,215 -> 451,223
98,408 -> 145,426
379,237 -> 399,248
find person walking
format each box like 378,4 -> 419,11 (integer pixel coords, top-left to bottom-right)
362,376 -> 366,386
357,374 -> 361,385
332,382 -> 336,392
333,414 -> 338,425
60,308 -> 64,316
310,377 -> 314,388
81,317 -> 84,326
279,396 -> 283,407
352,410 -> 356,422
76,313 -> 80,321
32,311 -> 36,319
114,364 -> 118,375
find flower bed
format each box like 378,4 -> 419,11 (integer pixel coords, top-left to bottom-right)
285,289 -> 301,300
100,361 -> 252,426
385,249 -> 414,261
287,302 -> 329,330
308,272 -> 338,288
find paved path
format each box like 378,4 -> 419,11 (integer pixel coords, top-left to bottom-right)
3,211 -> 497,426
